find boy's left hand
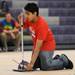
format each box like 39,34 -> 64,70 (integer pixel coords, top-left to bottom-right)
26,63 -> 33,71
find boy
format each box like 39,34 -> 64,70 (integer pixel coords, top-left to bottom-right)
18,3 -> 73,71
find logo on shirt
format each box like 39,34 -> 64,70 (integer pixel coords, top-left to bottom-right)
4,24 -> 13,30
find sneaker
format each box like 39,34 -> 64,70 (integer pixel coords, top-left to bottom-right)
3,47 -> 8,52
60,54 -> 73,69
14,47 -> 20,51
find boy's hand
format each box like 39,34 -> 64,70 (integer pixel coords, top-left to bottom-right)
26,63 -> 33,71
12,29 -> 19,33
4,30 -> 10,33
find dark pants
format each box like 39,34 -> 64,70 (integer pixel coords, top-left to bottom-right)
33,51 -> 64,70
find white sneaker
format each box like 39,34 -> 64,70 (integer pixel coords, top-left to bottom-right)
3,47 -> 8,52
14,47 -> 21,52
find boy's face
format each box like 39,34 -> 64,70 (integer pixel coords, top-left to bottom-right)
24,11 -> 36,22
6,13 -> 12,22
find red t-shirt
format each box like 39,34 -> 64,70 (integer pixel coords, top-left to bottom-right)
23,16 -> 56,51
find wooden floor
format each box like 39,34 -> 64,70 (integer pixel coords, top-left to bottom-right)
0,50 -> 75,75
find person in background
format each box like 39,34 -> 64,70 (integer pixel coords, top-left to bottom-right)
0,0 -> 12,13
0,12 -> 20,51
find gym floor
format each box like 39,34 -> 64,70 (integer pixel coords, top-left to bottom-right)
0,50 -> 75,75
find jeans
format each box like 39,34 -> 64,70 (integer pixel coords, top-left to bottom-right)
33,50 -> 64,70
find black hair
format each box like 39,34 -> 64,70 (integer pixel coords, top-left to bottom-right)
24,3 -> 39,16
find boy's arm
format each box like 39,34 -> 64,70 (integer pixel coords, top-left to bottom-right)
30,39 -> 43,67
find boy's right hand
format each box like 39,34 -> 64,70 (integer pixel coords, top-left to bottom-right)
4,30 -> 9,33
4,30 -> 12,34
